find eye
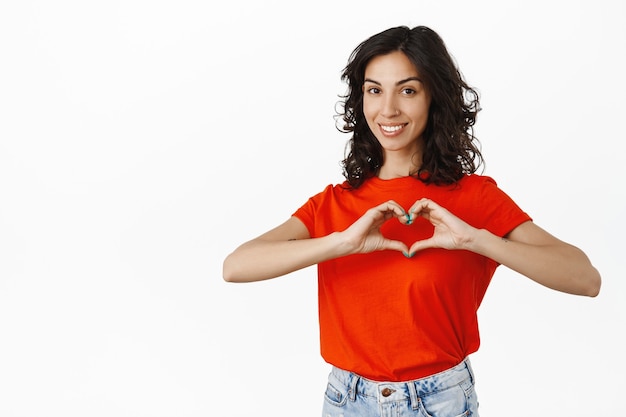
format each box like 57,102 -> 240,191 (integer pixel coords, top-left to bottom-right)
366,87 -> 381,94
401,87 -> 416,95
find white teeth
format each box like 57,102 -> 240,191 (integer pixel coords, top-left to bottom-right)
381,125 -> 403,132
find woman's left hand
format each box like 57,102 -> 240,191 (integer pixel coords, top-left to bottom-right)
406,198 -> 477,255
405,199 -> 600,297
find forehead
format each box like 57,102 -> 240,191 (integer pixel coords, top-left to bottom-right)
364,51 -> 419,81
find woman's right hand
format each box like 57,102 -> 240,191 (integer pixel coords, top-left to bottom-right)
223,200 -> 411,283
340,200 -> 410,255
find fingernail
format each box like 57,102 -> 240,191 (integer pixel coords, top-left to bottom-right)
405,213 -> 412,225
403,251 -> 414,258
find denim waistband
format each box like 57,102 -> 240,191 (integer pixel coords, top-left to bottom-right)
329,358 -> 475,405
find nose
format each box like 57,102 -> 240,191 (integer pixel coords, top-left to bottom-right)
381,95 -> 400,118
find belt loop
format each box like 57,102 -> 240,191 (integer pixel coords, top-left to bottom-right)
465,357 -> 475,385
407,380 -> 419,410
348,373 -> 359,402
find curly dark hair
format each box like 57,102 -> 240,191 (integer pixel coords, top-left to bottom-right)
338,25 -> 483,188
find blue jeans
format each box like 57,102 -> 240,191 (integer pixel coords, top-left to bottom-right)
322,358 -> 479,417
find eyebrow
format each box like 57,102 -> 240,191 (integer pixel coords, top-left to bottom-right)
364,76 -> 423,86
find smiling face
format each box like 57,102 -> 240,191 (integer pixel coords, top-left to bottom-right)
363,51 -> 431,174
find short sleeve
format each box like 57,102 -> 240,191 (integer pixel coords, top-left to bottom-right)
291,184 -> 335,238
474,176 -> 532,237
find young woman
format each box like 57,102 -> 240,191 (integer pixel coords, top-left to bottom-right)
223,25 -> 600,417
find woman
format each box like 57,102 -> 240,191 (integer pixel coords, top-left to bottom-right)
223,25 -> 600,417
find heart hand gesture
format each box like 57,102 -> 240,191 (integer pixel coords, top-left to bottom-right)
341,198 -> 476,258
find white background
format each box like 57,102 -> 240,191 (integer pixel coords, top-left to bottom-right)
1,1 -> 624,416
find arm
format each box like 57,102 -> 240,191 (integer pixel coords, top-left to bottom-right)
407,199 -> 601,297
222,216 -> 341,283
471,221 -> 600,296
223,201 -> 411,283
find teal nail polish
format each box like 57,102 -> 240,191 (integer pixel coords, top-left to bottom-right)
403,251 -> 414,258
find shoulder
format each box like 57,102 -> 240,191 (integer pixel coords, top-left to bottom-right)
456,174 -> 531,233
307,181 -> 353,200
457,174 -> 523,206
457,173 -> 498,189
295,181 -> 351,211
434,174 -> 499,203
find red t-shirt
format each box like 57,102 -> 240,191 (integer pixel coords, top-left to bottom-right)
292,174 -> 531,382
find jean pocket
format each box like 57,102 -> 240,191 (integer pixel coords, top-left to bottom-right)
323,374 -> 349,408
419,383 -> 471,417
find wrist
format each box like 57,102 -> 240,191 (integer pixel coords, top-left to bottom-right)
463,228 -> 490,252
330,231 -> 359,257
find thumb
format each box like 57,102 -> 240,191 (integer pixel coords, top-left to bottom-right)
408,237 -> 435,257
380,239 -> 409,256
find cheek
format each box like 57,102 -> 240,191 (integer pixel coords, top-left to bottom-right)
362,99 -> 374,120
410,101 -> 430,122
362,104 -> 378,129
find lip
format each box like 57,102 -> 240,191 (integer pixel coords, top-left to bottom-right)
378,123 -> 407,137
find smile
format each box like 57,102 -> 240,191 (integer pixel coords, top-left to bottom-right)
380,124 -> 406,133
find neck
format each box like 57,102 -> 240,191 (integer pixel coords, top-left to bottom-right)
378,149 -> 423,180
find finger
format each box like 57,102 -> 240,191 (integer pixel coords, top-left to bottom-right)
379,199 -> 412,224
399,209 -> 411,225
407,198 -> 431,218
408,237 -> 435,256
377,200 -> 409,221
408,198 -> 445,224
381,239 -> 409,254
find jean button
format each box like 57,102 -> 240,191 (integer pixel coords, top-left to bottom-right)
381,387 -> 394,397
